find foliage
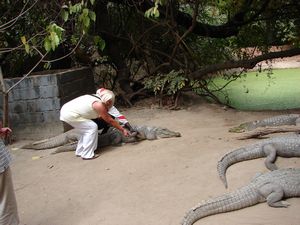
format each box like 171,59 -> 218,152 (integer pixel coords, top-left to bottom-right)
144,70 -> 187,96
1,0 -> 300,107
0,0 -> 99,75
43,24 -> 65,52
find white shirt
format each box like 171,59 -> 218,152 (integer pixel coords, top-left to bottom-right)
60,95 -> 101,123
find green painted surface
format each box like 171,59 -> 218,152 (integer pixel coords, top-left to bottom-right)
209,68 -> 300,110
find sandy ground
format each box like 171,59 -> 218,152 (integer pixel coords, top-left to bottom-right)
8,96 -> 300,225
255,55 -> 300,69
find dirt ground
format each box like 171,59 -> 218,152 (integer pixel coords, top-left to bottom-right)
8,56 -> 300,225
9,98 -> 300,225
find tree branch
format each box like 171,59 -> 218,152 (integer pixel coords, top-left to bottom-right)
190,47 -> 300,79
237,125 -> 300,139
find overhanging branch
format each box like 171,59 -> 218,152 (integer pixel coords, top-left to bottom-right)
190,48 -> 300,79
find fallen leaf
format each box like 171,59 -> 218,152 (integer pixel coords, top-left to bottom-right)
32,156 -> 43,160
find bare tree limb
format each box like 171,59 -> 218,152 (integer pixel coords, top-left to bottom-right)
190,47 -> 300,79
6,53 -> 48,93
237,125 -> 300,140
169,1 -> 200,62
0,0 -> 39,31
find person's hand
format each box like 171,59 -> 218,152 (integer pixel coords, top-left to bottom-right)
0,127 -> 12,137
124,122 -> 135,132
122,128 -> 130,137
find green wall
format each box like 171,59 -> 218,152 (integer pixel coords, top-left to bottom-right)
209,68 -> 300,110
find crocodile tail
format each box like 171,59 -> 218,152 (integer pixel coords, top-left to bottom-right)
21,134 -> 69,150
21,130 -> 78,150
217,145 -> 263,188
182,185 -> 262,225
21,139 -> 51,150
51,142 -> 77,154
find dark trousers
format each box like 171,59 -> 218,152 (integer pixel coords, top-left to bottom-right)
92,116 -> 115,134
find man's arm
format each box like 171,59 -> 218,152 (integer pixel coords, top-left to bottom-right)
0,122 -> 12,137
108,106 -> 135,132
92,102 -> 130,136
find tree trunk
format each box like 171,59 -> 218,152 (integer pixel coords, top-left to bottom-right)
94,1 -> 133,95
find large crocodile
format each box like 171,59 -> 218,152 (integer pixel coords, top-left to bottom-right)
182,168 -> 300,225
217,133 -> 300,188
21,125 -> 181,154
229,114 -> 300,133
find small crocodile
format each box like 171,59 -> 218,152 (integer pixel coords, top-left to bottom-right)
217,134 -> 300,188
182,168 -> 300,225
229,114 -> 300,133
21,125 -> 181,154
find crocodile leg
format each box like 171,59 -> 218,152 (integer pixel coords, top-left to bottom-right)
262,144 -> 278,171
258,182 -> 288,207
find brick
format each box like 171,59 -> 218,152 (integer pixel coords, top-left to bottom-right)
43,110 -> 60,122
39,85 -> 59,98
19,86 -> 40,100
34,75 -> 58,86
11,101 -> 27,113
0,67 -> 95,137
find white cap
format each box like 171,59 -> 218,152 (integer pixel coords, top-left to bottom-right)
96,88 -> 115,105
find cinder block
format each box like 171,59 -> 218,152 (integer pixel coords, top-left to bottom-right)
19,87 -> 40,100
35,75 -> 58,86
25,98 -> 61,112
43,110 -> 60,123
39,85 -> 59,98
28,112 -> 45,123
52,98 -> 62,110
9,89 -> 21,102
1,67 -> 95,140
37,99 -> 57,111
11,101 -> 27,113
3,79 -> 16,89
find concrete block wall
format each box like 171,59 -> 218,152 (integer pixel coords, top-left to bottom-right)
0,67 -> 95,140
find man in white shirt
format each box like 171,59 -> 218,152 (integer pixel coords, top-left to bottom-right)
92,88 -> 135,134
60,89 -> 130,160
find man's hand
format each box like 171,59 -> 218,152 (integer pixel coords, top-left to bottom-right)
122,128 -> 130,137
124,122 -> 135,132
0,127 -> 12,137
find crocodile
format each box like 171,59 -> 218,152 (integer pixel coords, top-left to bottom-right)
217,133 -> 300,188
182,168 -> 300,225
229,114 -> 300,133
21,125 -> 181,154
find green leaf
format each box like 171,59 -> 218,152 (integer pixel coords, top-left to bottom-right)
48,32 -> 59,50
61,10 -> 69,22
69,2 -> 82,14
89,11 -> 96,21
82,8 -> 89,16
44,39 -> 52,52
144,6 -> 160,18
83,16 -> 90,28
94,36 -> 106,51
71,35 -> 78,45
21,36 -> 27,45
153,7 -> 160,18
144,8 -> 152,18
90,0 -> 95,5
24,43 -> 30,54
44,62 -> 51,70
